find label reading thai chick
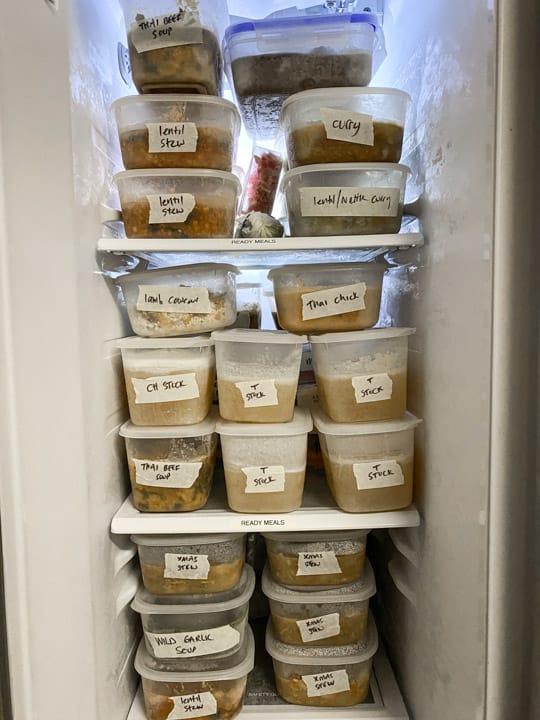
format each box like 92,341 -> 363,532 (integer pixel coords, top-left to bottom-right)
297,613 -> 341,643
302,670 -> 350,697
129,11 -> 202,54
166,691 -> 217,720
132,373 -> 200,404
164,553 -> 210,579
320,107 -> 374,145
235,379 -> 278,407
299,187 -> 400,217
354,459 -> 404,490
243,465 -> 286,494
147,624 -> 240,658
147,122 -> 199,153
147,193 -> 196,224
134,460 -> 202,488
296,551 -> 342,576
136,285 -> 211,313
352,373 -> 393,403
301,283 -> 366,320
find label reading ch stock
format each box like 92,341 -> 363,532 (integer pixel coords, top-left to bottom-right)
235,379 -> 278,407
132,373 -> 200,404
296,551 -> 342,576
147,122 -> 199,153
297,613 -> 341,643
147,193 -> 196,224
302,669 -> 351,698
354,459 -> 405,490
300,186 -> 400,217
166,691 -> 217,720
134,460 -> 202,488
164,553 -> 210,579
301,283 -> 366,321
352,373 -> 393,403
130,11 -> 202,54
147,624 -> 240,659
136,285 -> 212,313
243,465 -> 286,494
320,107 -> 374,146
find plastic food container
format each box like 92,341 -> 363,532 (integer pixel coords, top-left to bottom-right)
212,329 -> 307,423
262,561 -> 375,647
223,14 -> 384,138
281,163 -> 409,236
116,263 -> 239,337
309,328 -> 414,422
118,337 -> 215,427
114,169 -> 241,238
112,95 -> 241,171
136,625 -> 255,720
281,87 -> 410,168
266,616 -> 377,706
132,564 -> 255,660
119,411 -> 218,512
268,263 -> 386,334
132,533 -> 246,595
313,409 -> 421,513
263,530 -> 368,589
216,408 -> 312,514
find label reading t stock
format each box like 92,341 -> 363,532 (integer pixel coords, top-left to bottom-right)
301,283 -> 366,321
164,553 -> 210,579
147,122 -> 198,153
134,460 -> 202,488
296,613 -> 341,643
302,669 -> 350,698
296,551 -> 342,576
354,459 -> 405,490
147,193 -> 196,223
131,373 -> 200,404
129,11 -> 202,53
235,379 -> 278,407
320,107 -> 375,145
243,465 -> 286,494
300,186 -> 400,217
166,692 -> 217,720
147,624 -> 240,659
136,285 -> 211,314
352,373 -> 393,403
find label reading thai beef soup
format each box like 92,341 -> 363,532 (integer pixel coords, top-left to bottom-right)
296,551 -> 342,576
163,553 -> 210,579
301,283 -> 366,320
147,193 -> 196,223
352,373 -> 393,403
134,460 -> 202,488
320,107 -> 375,145
166,691 -> 217,720
299,187 -> 400,217
136,285 -> 211,313
302,669 -> 350,697
147,122 -> 198,153
296,613 -> 341,642
131,373 -> 200,404
129,11 -> 202,54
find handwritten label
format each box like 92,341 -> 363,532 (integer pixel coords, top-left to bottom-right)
164,553 -> 210,579
302,670 -> 350,697
136,285 -> 211,314
235,379 -> 278,407
166,692 -> 217,720
132,373 -> 200,404
352,373 -> 393,403
147,625 -> 240,658
300,186 -> 400,217
147,122 -> 199,153
134,460 -> 202,488
129,11 -> 202,54
320,107 -> 374,145
297,613 -> 341,643
301,283 -> 366,321
243,465 -> 286,494
147,193 -> 196,224
296,551 -> 342,576
354,459 -> 405,490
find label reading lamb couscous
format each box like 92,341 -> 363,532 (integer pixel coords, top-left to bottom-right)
132,373 -> 200,404
136,285 -> 212,313
296,551 -> 342,576
134,460 -> 202,488
296,613 -> 341,643
147,122 -> 199,153
163,553 -> 210,579
302,669 -> 350,697
166,692 -> 217,720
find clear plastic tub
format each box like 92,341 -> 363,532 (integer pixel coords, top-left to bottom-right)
211,329 -> 307,423
112,95 -> 241,171
118,337 -> 215,427
265,615 -> 378,707
268,263 -> 386,334
132,533 -> 246,595
281,163 -> 409,236
281,88 -> 411,168
114,169 -> 241,238
313,409 -> 421,513
135,625 -> 255,720
132,564 -> 255,660
119,411 -> 218,512
116,263 -> 239,337
263,530 -> 369,589
262,561 -> 375,647
309,327 -> 415,422
216,408 -> 312,514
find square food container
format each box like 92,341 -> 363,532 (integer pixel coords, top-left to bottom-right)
309,327 -> 415,422
216,408 -> 312,514
268,263 -> 387,334
263,530 -> 369,589
281,163 -> 409,236
112,95 -> 241,171
211,329 -> 307,423
313,409 -> 421,513
223,13 -> 384,138
262,561 -> 375,647
131,564 -> 255,660
117,336 -> 215,427
135,625 -> 255,720
114,169 -> 241,238
281,87 -> 411,168
116,263 -> 239,337
132,533 -> 246,595
265,615 -> 378,706
119,410 -> 218,512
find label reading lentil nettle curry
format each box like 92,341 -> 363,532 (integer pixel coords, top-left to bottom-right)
301,283 -> 367,321
320,107 -> 375,146
134,460 -> 202,488
136,285 -> 212,313
131,373 -> 200,404
147,122 -> 199,153
166,691 -> 217,720
299,187 -> 400,217
147,193 -> 196,223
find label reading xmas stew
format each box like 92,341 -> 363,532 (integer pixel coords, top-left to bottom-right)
163,553 -> 210,579
296,551 -> 342,576
302,670 -> 350,697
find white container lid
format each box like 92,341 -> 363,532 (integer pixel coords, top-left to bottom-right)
267,262 -> 386,280
116,262 -> 240,287
309,327 -> 415,344
280,87 -> 411,115
211,328 -> 307,344
112,93 -> 241,114
113,168 -> 242,194
281,162 -> 410,192
312,408 -> 422,436
131,532 -> 245,547
119,408 -> 218,439
216,407 -> 312,437
116,335 -> 214,350
261,529 -> 368,542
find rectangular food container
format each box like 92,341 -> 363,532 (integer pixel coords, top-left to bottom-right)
281,163 -> 409,236
116,262 -> 239,337
263,530 -> 369,589
114,169 -> 241,238
112,95 -> 241,171
211,329 -> 307,423
135,625 -> 255,720
132,533 -> 246,595
132,564 -> 255,660
216,408 -> 312,514
262,561 -> 375,647
117,336 -> 215,426
268,263 -> 386,334
265,615 -> 377,706
281,87 -> 410,168
309,327 -> 415,422
223,13 -> 384,138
